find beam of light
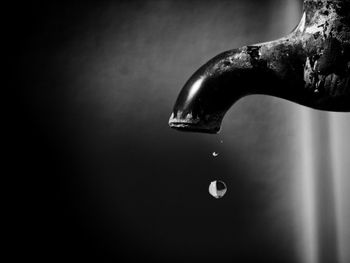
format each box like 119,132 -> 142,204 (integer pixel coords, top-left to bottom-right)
329,113 -> 350,263
313,113 -> 338,263
298,108 -> 319,263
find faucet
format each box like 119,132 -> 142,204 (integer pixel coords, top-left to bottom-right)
169,0 -> 350,134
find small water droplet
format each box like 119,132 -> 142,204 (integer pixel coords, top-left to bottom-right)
209,180 -> 227,199
220,140 -> 223,144
212,152 -> 219,157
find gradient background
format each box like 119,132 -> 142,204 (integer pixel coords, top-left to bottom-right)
12,0 -> 350,262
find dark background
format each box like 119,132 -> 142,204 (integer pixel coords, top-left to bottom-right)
12,1 -> 306,262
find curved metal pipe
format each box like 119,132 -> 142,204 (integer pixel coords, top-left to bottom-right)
169,0 -> 350,133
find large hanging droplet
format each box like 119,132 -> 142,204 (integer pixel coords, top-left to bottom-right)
208,180 -> 227,199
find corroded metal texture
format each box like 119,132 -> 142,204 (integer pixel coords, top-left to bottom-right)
169,0 -> 350,133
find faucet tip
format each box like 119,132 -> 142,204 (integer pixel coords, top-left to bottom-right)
168,112 -> 221,134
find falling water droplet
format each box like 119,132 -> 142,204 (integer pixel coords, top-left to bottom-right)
212,152 -> 219,157
208,180 -> 227,199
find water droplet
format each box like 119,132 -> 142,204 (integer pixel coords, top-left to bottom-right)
212,152 -> 219,157
209,180 -> 227,199
220,140 -> 223,144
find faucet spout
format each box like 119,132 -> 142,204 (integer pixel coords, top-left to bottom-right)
168,49 -> 279,133
169,0 -> 350,133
